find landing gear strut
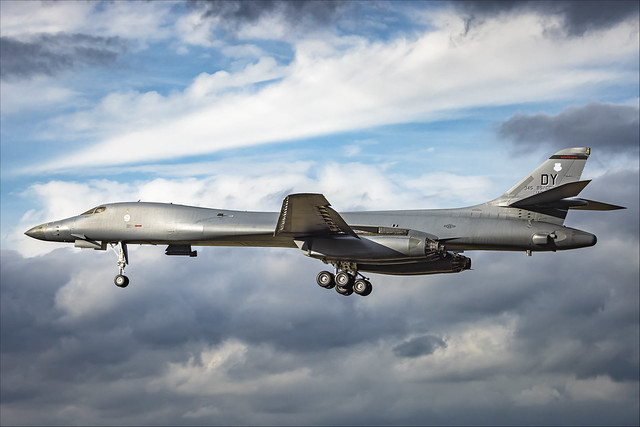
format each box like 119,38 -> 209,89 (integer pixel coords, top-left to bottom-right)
110,242 -> 129,288
315,264 -> 372,297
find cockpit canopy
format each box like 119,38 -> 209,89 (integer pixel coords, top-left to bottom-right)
80,206 -> 106,215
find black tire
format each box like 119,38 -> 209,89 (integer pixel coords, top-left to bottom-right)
335,271 -> 353,288
316,271 -> 335,289
359,280 -> 373,296
114,274 -> 129,288
353,279 -> 372,296
335,284 -> 354,296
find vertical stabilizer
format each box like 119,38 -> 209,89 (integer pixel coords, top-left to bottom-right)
497,147 -> 591,206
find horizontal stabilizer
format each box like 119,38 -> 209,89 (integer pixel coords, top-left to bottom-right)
274,193 -> 358,238
569,199 -> 626,211
505,179 -> 625,220
510,180 -> 591,208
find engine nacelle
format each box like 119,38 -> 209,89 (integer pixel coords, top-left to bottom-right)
365,232 -> 446,260
294,231 -> 447,262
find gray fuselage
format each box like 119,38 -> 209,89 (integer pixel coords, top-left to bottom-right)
30,201 -> 596,253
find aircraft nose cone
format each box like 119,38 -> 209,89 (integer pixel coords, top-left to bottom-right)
25,224 -> 46,240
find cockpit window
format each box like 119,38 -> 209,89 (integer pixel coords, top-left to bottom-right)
80,206 -> 106,215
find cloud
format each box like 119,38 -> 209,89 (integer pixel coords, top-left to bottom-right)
497,102 -> 640,153
192,0 -> 347,32
2,235 -> 637,425
33,13 -> 638,172
393,334 -> 447,358
0,1 -> 95,37
454,0 -> 640,36
0,1 -> 175,44
557,0 -> 640,36
0,76 -> 78,115
174,0 -> 349,47
0,33 -> 127,81
33,55 -> 288,142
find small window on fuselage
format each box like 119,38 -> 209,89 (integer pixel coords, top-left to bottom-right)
94,206 -> 106,214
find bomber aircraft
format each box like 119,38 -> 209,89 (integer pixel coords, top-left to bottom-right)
25,147 -> 624,296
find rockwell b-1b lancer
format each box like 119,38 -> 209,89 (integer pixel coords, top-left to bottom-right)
25,148 -> 624,296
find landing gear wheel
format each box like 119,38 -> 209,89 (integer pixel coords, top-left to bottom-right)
111,242 -> 130,288
335,271 -> 353,288
316,271 -> 335,289
353,279 -> 372,296
335,284 -> 354,296
114,274 -> 129,288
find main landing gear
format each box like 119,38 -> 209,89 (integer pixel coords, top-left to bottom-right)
110,242 -> 129,288
316,268 -> 373,297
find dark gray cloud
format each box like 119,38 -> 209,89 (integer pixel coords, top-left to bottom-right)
496,102 -> 640,153
393,334 -> 447,358
191,0 -> 347,32
0,33 -> 127,81
454,1 -> 639,36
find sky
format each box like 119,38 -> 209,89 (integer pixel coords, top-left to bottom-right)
1,0 -> 639,425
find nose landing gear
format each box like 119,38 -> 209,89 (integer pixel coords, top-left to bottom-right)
110,242 -> 129,288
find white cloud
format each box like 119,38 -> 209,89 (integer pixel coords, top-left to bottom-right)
392,318 -> 517,384
88,1 -> 174,44
150,340 -> 312,398
0,1 -> 176,45
174,7 -> 220,48
54,265 -> 125,323
35,56 -> 289,144
0,1 -> 95,37
221,43 -> 267,59
404,172 -> 494,207
236,12 -> 292,41
186,57 -> 287,98
0,77 -> 78,115
33,12 -> 638,172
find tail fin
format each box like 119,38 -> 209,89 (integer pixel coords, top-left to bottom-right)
491,147 -> 624,224
499,147 -> 591,204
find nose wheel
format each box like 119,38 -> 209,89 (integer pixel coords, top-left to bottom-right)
110,242 -> 130,288
114,274 -> 129,288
